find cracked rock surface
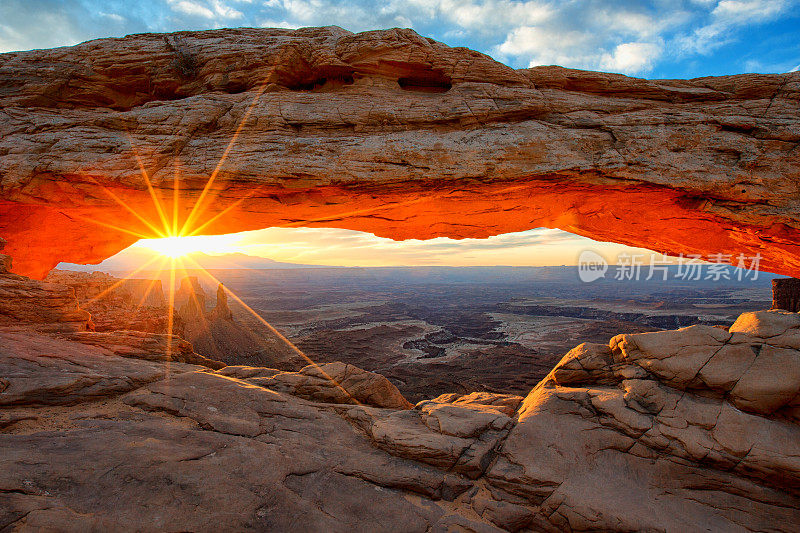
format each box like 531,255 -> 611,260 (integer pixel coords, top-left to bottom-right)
2,307 -> 800,530
486,310 -> 800,531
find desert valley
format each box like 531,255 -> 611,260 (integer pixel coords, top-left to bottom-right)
59,259 -> 775,401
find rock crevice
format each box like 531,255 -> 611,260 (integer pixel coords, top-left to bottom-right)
2,279 -> 799,530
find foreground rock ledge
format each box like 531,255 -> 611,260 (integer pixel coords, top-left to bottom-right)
0,26 -> 799,278
2,308 -> 799,531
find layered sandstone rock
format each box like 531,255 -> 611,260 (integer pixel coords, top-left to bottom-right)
2,308 -> 799,531
45,269 -> 171,333
0,264 -> 223,369
0,328 -> 511,531
37,269 -> 303,369
66,330 -> 225,369
0,246 -> 91,333
0,27 -> 798,278
0,237 -> 10,274
484,310 -> 800,531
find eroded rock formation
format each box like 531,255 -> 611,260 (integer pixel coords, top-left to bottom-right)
45,269 -> 171,333
0,27 -> 798,278
2,304 -> 799,531
174,276 -> 306,368
487,311 -> 800,531
0,241 -> 91,332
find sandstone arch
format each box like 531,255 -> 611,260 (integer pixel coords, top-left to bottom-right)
0,26 -> 798,278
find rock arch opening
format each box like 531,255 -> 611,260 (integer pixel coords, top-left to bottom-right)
3,28 -> 800,531
0,26 -> 797,283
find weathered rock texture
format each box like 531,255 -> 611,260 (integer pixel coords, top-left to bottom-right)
45,269 -> 171,333
3,306 -> 799,531
485,312 -> 800,531
773,277 -> 800,312
0,257 -> 223,367
36,270 -> 303,369
0,245 -> 91,332
0,27 -> 798,278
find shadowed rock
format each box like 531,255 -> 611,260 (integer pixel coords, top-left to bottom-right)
1,308 -> 799,530
175,276 -> 305,369
210,283 -> 233,321
0,265 -> 91,333
773,278 -> 800,312
45,270 -> 170,333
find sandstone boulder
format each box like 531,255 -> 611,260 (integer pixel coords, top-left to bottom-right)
610,315 -> 800,417
428,391 -> 524,417
251,361 -> 413,409
3,308 -> 800,531
339,402 -> 511,479
0,339 -> 500,530
484,311 -> 800,532
0,329 -> 196,408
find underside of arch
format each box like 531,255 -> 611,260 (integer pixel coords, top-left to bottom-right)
0,27 -> 798,278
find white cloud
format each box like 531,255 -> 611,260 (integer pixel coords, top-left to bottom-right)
743,57 -> 800,73
495,26 -> 595,67
258,19 -> 296,28
170,1 -> 215,18
487,2 -> 685,75
495,25 -> 663,75
600,42 -> 662,74
229,227 -> 619,267
712,0 -> 788,22
675,0 -> 791,55
434,0 -> 553,32
167,0 -> 244,20
99,12 -> 126,23
0,9 -> 86,53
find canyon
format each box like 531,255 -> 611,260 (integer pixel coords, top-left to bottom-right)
1,240 -> 799,531
1,26 -> 800,531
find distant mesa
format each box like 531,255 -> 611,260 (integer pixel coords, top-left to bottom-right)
58,250 -> 321,274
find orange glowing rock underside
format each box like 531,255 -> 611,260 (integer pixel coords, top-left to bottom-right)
2,177 -> 799,279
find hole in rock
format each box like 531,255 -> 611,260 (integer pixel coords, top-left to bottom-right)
222,81 -> 249,94
288,74 -> 355,91
397,72 -> 452,93
53,226 -> 777,403
283,65 -> 356,92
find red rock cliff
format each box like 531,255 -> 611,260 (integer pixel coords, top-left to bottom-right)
0,27 -> 798,278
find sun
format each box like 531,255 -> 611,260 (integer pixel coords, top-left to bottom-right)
134,234 -> 241,258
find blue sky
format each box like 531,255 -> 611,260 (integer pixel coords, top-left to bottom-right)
1,0 -> 798,77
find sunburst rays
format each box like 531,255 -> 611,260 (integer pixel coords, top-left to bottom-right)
71,85 -> 374,404
71,78 -> 522,402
